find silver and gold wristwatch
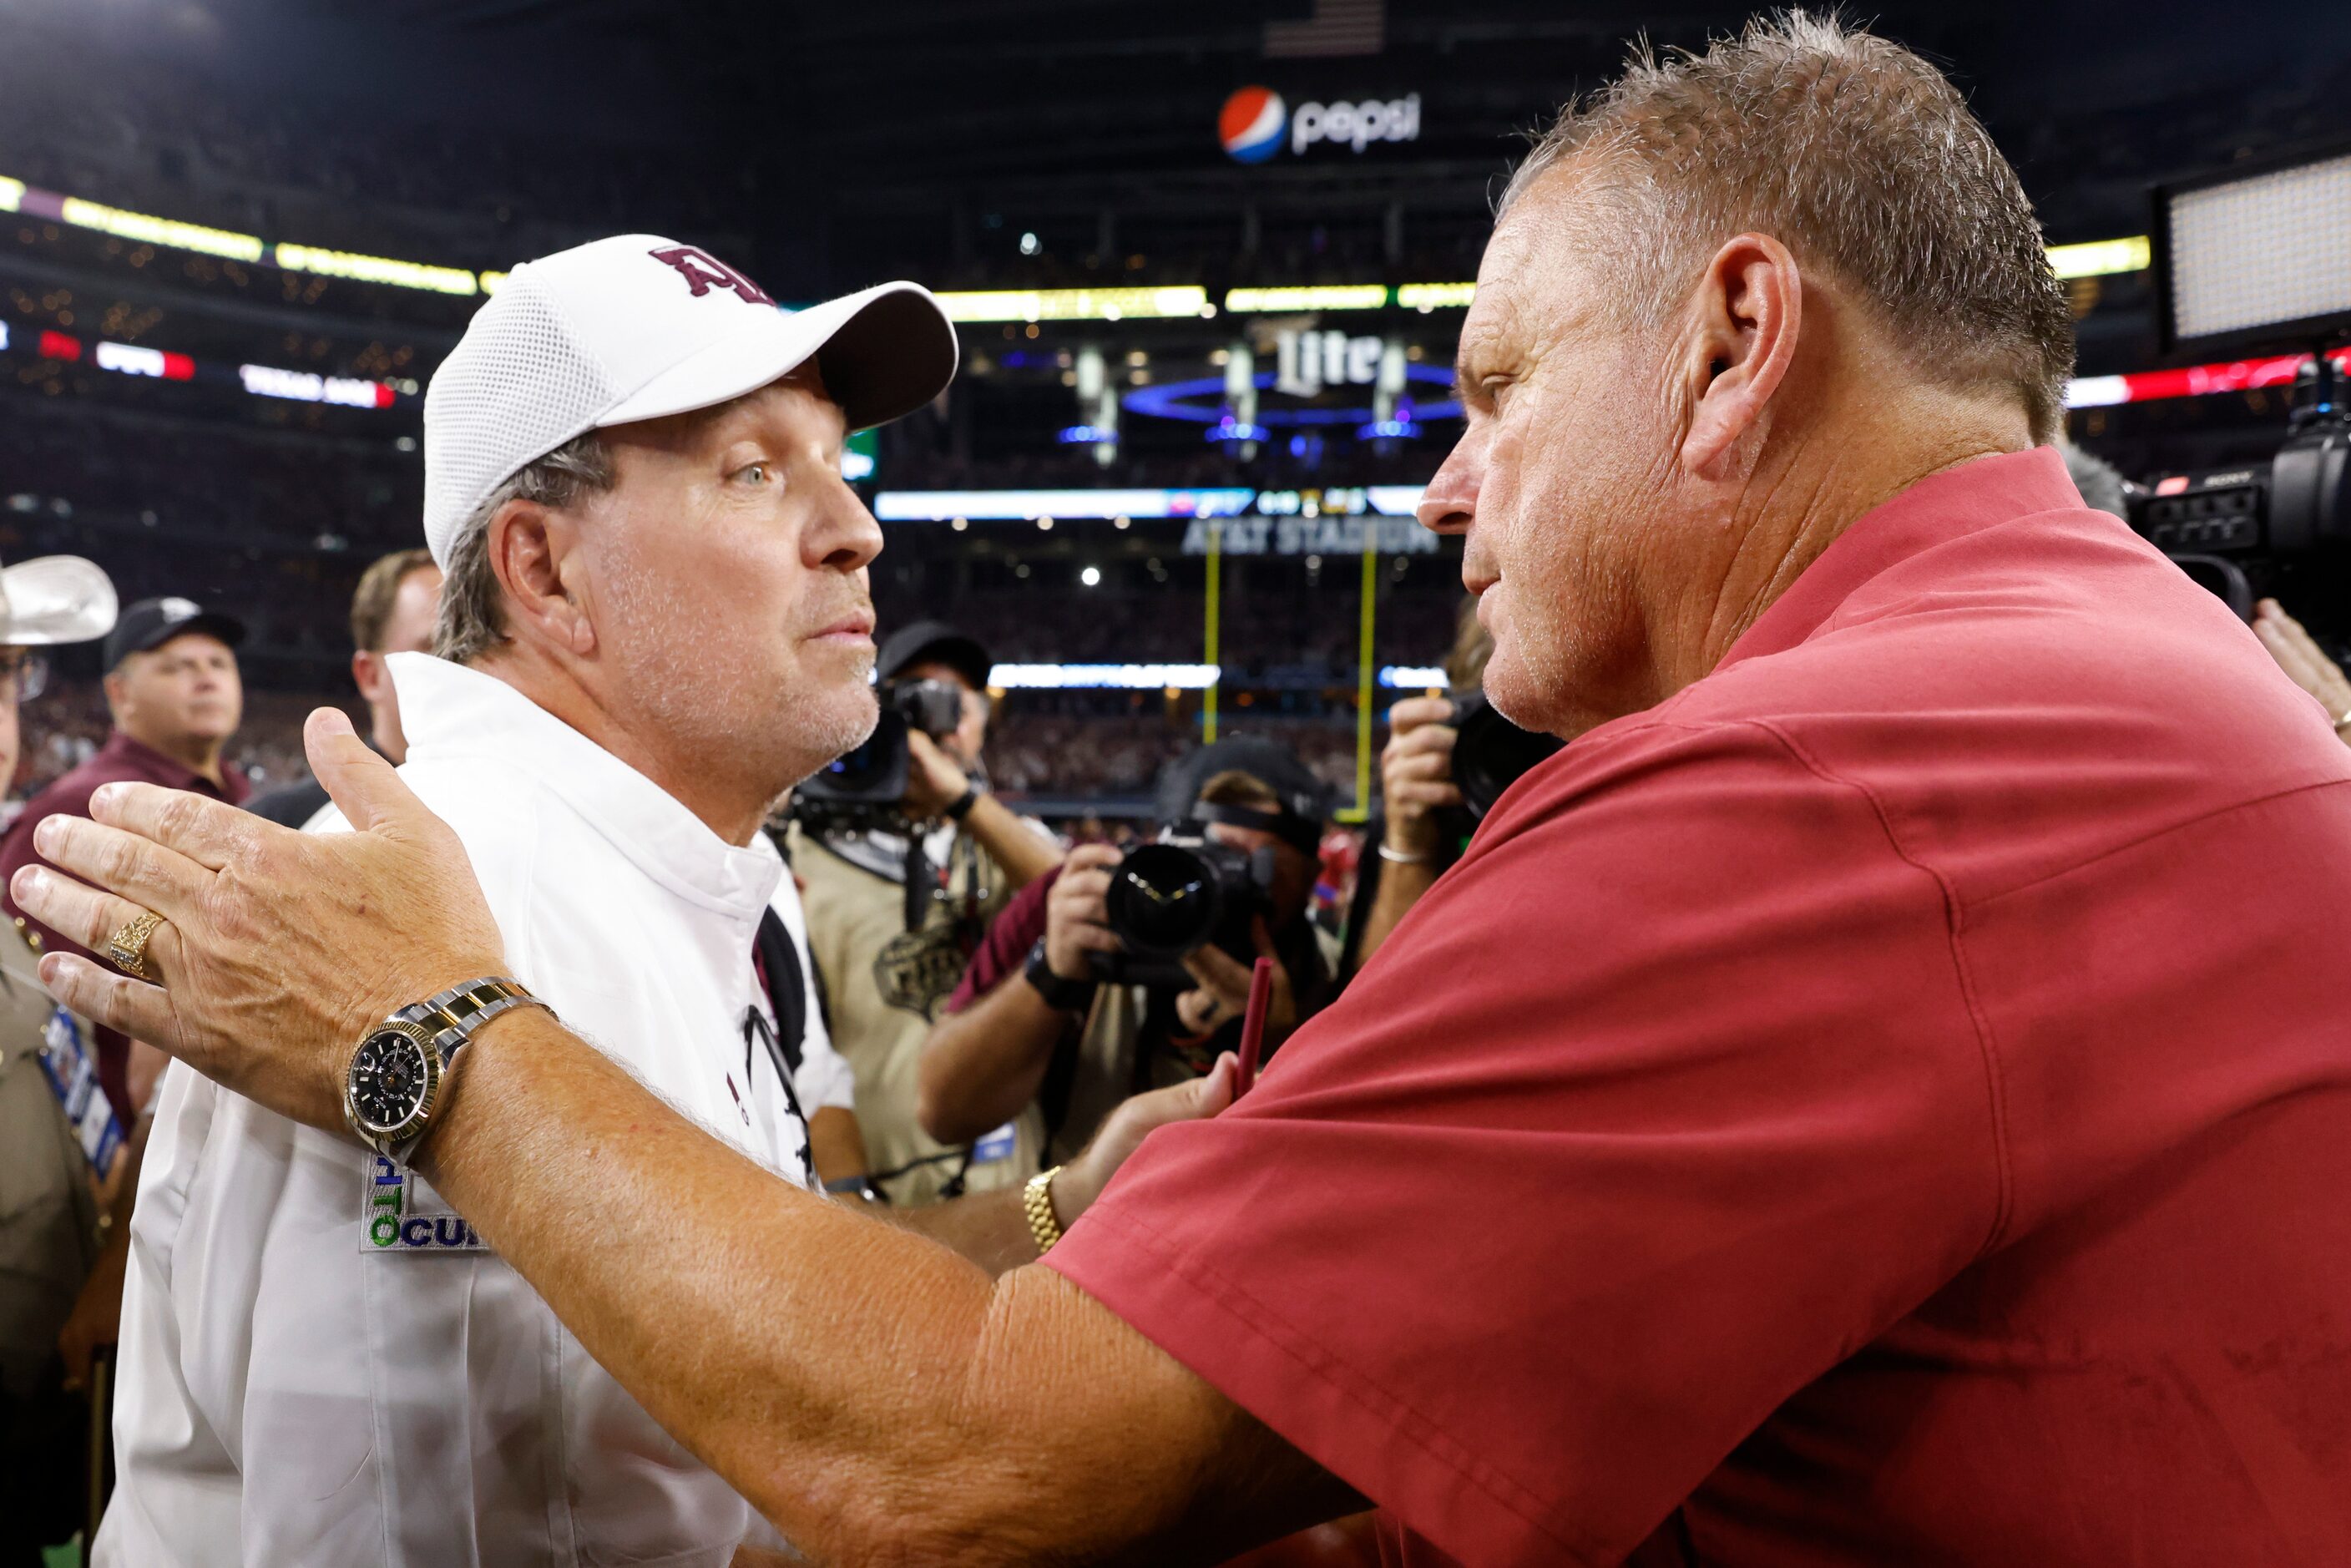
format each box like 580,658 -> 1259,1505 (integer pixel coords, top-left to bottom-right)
341,977 -> 550,1165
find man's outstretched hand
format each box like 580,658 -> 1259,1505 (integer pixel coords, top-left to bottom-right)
9,707 -> 508,1132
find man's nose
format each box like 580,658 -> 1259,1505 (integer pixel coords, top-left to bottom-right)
811,476 -> 886,573
1418,437 -> 1481,536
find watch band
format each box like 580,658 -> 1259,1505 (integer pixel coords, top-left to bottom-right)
1024,938 -> 1097,1012
400,977 -> 543,1051
385,977 -> 551,1164
1023,1166 -> 1065,1253
943,780 -> 982,821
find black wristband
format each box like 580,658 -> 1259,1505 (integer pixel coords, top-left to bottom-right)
943,780 -> 981,821
1024,937 -> 1098,1012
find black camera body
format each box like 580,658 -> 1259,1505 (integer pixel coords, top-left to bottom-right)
1449,690 -> 1565,820
791,678 -> 967,832
1092,834 -> 1278,989
2126,367 -> 2351,622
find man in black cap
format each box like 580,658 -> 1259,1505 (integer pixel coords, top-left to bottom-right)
0,596 -> 246,1116
916,734 -> 1338,1206
783,620 -> 1063,1205
0,594 -> 244,1415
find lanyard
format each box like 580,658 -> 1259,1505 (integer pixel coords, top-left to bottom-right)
744,1003 -> 815,1186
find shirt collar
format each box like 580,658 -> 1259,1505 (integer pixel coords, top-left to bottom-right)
98,731 -> 248,801
387,652 -> 782,918
1713,446 -> 2085,675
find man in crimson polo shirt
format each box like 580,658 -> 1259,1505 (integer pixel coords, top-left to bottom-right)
17,19 -> 2351,1566
1,596 -> 248,1119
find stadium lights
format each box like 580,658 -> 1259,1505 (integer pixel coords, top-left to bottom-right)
2154,143 -> 2351,354
2066,347 -> 2351,408
58,195 -> 265,263
932,286 -> 1211,323
989,663 -> 1220,690
2047,236 -> 2151,281
1225,285 -> 1390,312
1395,281 -> 1479,311
0,164 -> 2167,311
94,341 -> 195,381
877,485 -> 1429,522
877,488 -> 1256,522
0,318 -> 412,408
1378,665 -> 1449,689
238,363 -> 397,408
276,244 -> 478,296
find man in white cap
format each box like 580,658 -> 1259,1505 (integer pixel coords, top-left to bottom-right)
0,552 -> 116,1565
96,236 -> 1218,1565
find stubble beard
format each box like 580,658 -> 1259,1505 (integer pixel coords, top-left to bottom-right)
597,557 -> 879,811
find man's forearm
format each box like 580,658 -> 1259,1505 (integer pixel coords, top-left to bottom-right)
889,1188 -> 1037,1277
917,976 -> 1065,1144
416,1009 -> 1312,1563
962,794 -> 1060,889
422,1009 -> 1014,1553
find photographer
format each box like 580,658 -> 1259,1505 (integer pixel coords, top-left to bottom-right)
918,736 -> 1337,1177
786,620 -> 1060,1205
1341,602 -> 1490,978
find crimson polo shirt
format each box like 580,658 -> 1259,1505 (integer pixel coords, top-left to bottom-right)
1,732 -> 250,1119
1045,447 -> 2351,1566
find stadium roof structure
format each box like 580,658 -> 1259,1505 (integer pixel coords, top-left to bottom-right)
8,0 -> 2350,306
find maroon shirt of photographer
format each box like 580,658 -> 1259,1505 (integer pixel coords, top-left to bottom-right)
1,732 -> 249,1120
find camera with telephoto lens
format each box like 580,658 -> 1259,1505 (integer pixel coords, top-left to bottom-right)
790,677 -> 966,830
1091,834 -> 1279,989
1449,691 -> 1565,820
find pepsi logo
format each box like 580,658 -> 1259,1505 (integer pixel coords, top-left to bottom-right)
1220,87 -> 1287,164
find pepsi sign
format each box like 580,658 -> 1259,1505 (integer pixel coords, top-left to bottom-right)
1220,86 -> 1421,163
1221,87 -> 1287,164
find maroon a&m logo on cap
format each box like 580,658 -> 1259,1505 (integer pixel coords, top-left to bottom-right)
649,245 -> 774,306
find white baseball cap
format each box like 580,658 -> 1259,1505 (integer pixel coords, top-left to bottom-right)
0,555 -> 116,646
422,234 -> 958,567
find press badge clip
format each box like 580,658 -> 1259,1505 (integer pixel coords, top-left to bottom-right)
359,1154 -> 489,1252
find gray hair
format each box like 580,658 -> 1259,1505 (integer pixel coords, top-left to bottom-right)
1499,11 -> 2075,443
432,431 -> 616,665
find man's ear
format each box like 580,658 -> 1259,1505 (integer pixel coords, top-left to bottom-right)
486,498 -> 595,658
351,649 -> 387,706
1679,232 -> 1802,477
100,668 -> 129,724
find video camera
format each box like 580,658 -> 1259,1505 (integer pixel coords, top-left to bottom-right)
2125,358 -> 2351,618
789,677 -> 965,832
2126,142 -> 2351,620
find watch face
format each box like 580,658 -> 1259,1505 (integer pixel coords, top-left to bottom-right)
348,1027 -> 434,1134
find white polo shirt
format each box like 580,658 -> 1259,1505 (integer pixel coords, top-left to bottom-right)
99,653 -> 853,1566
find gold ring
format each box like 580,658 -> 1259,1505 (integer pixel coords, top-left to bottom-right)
105,910 -> 164,981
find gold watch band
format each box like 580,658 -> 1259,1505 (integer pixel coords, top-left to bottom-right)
1023,1166 -> 1066,1254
